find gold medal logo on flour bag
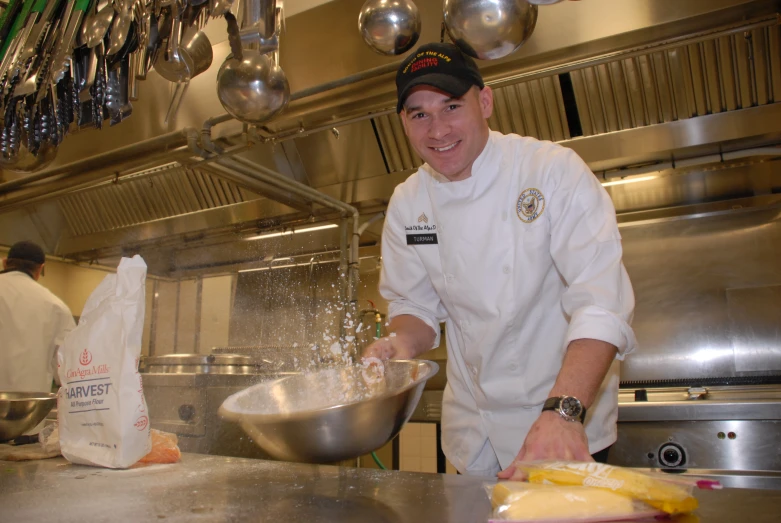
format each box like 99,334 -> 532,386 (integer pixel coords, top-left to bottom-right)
517,188 -> 545,223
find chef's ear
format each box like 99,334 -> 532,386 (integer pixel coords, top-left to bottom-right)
478,86 -> 494,120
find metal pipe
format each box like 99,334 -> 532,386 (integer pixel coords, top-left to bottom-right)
289,62 -> 400,102
358,211 -> 386,236
0,128 -> 195,194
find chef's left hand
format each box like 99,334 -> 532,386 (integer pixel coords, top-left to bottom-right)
497,411 -> 592,480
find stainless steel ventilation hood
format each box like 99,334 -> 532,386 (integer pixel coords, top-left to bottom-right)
1,0 -> 780,277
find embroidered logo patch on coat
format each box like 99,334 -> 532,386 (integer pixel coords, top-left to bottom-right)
517,188 -> 545,223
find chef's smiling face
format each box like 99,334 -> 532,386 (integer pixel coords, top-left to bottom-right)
400,85 -> 493,182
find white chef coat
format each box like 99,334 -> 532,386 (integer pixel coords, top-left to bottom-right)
0,270 -> 76,395
380,131 -> 637,476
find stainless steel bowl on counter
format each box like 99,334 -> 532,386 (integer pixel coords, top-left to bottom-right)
0,392 -> 57,442
219,360 -> 439,464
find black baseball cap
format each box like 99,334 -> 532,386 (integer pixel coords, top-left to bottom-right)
7,241 -> 46,265
396,42 -> 485,113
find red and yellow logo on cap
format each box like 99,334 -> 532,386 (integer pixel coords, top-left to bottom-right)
403,50 -> 453,75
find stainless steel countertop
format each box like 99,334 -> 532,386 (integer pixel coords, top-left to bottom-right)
2,453 -> 781,522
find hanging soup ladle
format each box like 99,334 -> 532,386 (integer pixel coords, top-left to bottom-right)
216,12 -> 289,124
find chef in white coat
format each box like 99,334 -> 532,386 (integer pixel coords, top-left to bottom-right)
364,43 -> 637,477
0,241 -> 75,396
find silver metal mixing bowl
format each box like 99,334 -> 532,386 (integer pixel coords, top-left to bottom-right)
0,392 -> 57,442
358,0 -> 421,56
219,360 -> 439,463
443,0 -> 538,60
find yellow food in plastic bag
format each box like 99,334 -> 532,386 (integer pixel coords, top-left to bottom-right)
518,462 -> 697,515
491,482 -> 639,521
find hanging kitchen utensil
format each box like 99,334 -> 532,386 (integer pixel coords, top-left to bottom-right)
107,0 -> 132,56
1,0 -> 50,92
154,0 -> 192,82
118,53 -> 132,120
140,7 -> 162,78
443,0 -> 538,60
84,0 -> 115,48
0,1 -> 25,51
51,0 -> 93,84
0,0 -> 38,98
163,78 -> 187,123
210,0 -> 234,18
358,0 -> 420,56
13,0 -> 68,99
216,12 -> 289,124
78,44 -> 98,102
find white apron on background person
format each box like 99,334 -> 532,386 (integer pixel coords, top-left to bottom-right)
380,131 -> 638,476
0,271 -> 76,395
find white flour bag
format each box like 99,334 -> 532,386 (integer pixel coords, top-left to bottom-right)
57,255 -> 151,468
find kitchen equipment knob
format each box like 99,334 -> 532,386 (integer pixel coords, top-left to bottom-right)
658,443 -> 686,468
179,404 -> 196,422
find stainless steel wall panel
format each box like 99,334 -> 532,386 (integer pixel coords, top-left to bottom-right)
667,47 -> 694,120
542,76 -> 569,141
491,88 -> 514,137
637,54 -> 661,124
651,52 -> 676,122
687,44 -> 710,115
719,36 -> 740,111
727,285 -> 781,372
769,24 -> 781,101
569,69 -> 596,135
734,33 -> 756,108
620,205 -> 781,382
530,79 -> 554,140
388,114 -> 415,171
702,39 -> 724,112
608,60 -> 633,130
752,28 -> 770,105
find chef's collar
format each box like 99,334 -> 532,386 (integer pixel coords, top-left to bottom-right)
0,268 -> 35,279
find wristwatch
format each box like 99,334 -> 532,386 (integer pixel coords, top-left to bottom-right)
542,395 -> 586,423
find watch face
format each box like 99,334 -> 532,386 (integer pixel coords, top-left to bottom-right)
560,397 -> 583,419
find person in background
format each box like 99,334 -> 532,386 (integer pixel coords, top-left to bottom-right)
364,42 -> 636,477
0,241 -> 76,397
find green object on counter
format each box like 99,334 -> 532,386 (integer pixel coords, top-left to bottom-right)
375,313 -> 382,338
371,451 -> 387,470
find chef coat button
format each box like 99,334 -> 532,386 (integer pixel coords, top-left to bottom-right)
446,274 -> 454,283
471,365 -> 478,375
502,211 -> 508,221
503,265 -> 511,274
509,363 -> 518,371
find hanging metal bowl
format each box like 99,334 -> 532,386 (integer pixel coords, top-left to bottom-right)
443,0 -> 538,60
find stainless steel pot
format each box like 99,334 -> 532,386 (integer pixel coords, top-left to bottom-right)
141,354 -> 269,374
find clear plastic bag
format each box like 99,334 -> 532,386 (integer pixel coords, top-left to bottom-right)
487,481 -> 663,522
136,429 -> 181,465
512,461 -> 721,516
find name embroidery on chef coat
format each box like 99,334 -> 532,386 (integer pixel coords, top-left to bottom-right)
517,188 -> 545,223
405,217 -> 438,245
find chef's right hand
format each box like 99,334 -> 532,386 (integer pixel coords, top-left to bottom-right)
362,335 -> 415,361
